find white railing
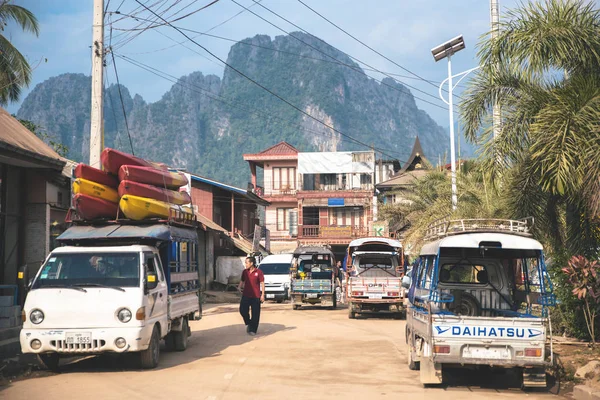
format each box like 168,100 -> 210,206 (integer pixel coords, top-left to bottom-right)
424,217 -> 534,241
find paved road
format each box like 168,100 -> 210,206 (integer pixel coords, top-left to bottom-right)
2,303 -> 558,399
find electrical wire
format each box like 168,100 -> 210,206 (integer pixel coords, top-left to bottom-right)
105,66 -> 124,150
120,1 -> 403,163
295,0 -> 453,96
110,51 -> 135,155
233,0 -> 451,105
115,53 -> 408,162
110,12 -> 450,112
115,0 -> 220,31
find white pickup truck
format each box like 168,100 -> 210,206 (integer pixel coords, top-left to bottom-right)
20,222 -> 202,370
346,238 -> 404,319
405,219 -> 556,388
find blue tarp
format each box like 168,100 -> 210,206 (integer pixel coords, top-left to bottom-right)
57,224 -> 198,243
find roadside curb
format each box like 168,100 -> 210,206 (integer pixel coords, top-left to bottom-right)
574,385 -> 600,400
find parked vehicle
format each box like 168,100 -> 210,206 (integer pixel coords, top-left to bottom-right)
259,254 -> 292,303
346,238 -> 404,319
290,246 -> 337,310
20,219 -> 203,370
404,218 -> 556,387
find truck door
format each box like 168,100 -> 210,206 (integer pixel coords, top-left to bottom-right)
144,252 -> 168,336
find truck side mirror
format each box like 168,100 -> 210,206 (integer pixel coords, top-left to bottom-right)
146,274 -> 158,290
401,276 -> 411,289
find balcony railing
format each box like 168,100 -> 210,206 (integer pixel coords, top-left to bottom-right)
298,225 -> 368,239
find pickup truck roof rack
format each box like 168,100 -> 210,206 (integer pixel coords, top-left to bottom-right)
423,217 -> 534,242
66,207 -> 199,229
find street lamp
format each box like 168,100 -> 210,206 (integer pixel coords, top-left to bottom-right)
431,35 -> 468,211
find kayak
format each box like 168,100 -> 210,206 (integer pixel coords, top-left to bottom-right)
101,148 -> 168,175
118,165 -> 188,190
73,193 -> 119,220
72,178 -> 119,203
74,163 -> 118,189
118,180 -> 192,205
119,194 -> 189,221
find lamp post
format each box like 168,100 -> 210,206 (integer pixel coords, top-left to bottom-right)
431,35 -> 474,211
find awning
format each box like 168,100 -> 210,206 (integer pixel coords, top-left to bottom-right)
57,224 -> 198,243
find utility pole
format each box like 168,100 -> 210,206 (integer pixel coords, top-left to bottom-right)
90,0 -> 104,168
491,0 -> 501,139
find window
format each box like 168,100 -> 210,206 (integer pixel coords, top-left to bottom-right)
145,252 -> 164,282
439,263 -> 487,284
273,167 -> 296,190
277,208 -> 296,231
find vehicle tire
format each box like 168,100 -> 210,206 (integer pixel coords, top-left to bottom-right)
450,292 -> 481,317
173,318 -> 189,351
293,304 -> 300,310
38,353 -> 60,372
348,307 -> 356,319
140,325 -> 160,369
277,299 -> 283,304
332,292 -> 337,309
407,349 -> 419,371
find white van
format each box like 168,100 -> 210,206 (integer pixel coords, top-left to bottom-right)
259,254 -> 292,303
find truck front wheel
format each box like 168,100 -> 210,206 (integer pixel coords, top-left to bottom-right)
140,325 -> 160,369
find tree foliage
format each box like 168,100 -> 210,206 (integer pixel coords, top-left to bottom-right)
16,117 -> 69,157
0,1 -> 39,105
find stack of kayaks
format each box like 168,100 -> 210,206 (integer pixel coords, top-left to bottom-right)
72,148 -> 192,221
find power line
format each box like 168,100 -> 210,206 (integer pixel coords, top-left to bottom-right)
295,0 -> 454,97
130,1 -> 408,163
230,0 -> 448,107
115,53 -> 408,163
114,0 -> 220,31
110,51 -> 135,155
111,12 -> 450,112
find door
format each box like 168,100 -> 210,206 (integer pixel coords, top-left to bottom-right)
144,252 -> 168,336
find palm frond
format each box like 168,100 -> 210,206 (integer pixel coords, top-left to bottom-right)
0,4 -> 39,36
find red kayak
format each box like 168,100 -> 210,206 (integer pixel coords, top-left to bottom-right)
101,148 -> 168,175
74,163 -> 118,189
73,193 -> 119,220
118,165 -> 188,190
118,180 -> 192,205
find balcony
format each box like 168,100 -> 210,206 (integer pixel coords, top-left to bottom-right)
298,225 -> 368,240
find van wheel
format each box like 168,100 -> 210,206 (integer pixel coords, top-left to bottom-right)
39,353 -> 60,372
293,304 -> 300,310
332,292 -> 337,309
277,299 -> 283,304
140,325 -> 160,369
173,318 -> 189,351
408,348 -> 419,370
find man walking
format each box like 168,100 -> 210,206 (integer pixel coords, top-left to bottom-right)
238,256 -> 265,336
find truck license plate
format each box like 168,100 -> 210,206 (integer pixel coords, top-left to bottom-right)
463,346 -> 509,360
368,293 -> 383,299
266,294 -> 275,299
65,332 -> 92,345
306,293 -> 318,298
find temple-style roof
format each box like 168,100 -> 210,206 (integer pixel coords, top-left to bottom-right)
243,141 -> 299,162
376,137 -> 431,190
400,136 -> 428,173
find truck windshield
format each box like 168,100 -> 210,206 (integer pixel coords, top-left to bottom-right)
32,253 -> 140,289
354,255 -> 397,277
259,263 -> 290,275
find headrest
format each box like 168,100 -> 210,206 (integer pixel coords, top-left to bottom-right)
476,269 -> 488,284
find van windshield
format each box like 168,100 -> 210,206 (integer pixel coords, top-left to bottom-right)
259,263 -> 290,275
32,253 -> 140,289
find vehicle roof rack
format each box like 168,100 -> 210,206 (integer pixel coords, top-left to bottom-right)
423,217 -> 534,241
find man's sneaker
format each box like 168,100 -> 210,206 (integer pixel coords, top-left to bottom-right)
249,332 -> 256,336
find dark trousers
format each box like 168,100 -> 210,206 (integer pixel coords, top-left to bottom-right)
239,296 -> 261,333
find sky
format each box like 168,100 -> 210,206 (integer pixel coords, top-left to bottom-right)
5,0 -> 525,126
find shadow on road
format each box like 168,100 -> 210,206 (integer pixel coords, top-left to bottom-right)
48,322 -> 294,374
439,366 -> 558,393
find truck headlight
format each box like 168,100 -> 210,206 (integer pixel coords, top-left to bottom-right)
117,308 -> 132,323
30,309 -> 44,324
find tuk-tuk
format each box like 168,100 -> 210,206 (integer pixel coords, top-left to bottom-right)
290,246 -> 337,310
346,238 -> 405,319
405,218 -> 556,387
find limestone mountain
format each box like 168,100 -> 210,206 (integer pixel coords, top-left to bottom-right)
17,32 -> 450,187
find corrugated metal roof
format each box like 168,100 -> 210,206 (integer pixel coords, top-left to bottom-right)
0,107 -> 64,168
57,224 -> 198,243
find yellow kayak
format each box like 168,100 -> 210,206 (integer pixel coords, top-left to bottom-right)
119,194 -> 188,221
72,178 -> 119,204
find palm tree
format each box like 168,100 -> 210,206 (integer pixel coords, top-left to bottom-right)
0,1 -> 39,105
460,0 -> 600,256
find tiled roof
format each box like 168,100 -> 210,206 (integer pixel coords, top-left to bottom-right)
258,141 -> 298,155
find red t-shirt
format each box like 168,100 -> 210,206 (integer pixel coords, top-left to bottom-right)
242,268 -> 264,298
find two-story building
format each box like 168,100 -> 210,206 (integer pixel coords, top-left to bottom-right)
245,142 -> 393,259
